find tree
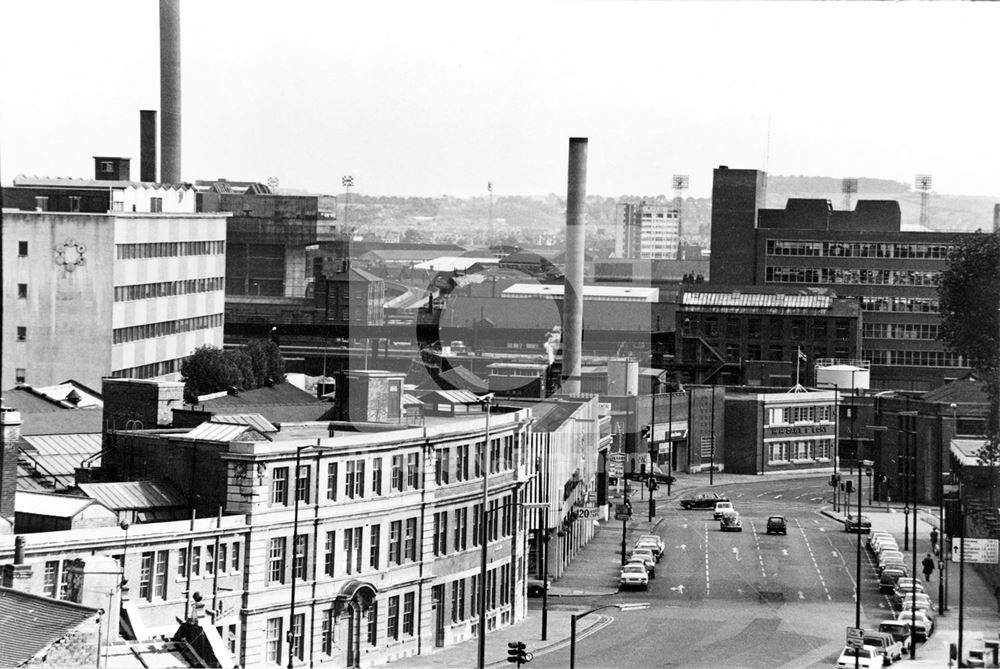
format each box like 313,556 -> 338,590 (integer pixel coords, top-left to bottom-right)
180,345 -> 243,402
938,231 -> 1000,497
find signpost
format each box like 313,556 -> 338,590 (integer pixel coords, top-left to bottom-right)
846,626 -> 864,649
576,506 -> 600,519
951,538 -> 1000,564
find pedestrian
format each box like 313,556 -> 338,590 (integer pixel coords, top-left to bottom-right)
922,553 -> 935,582
930,527 -> 939,554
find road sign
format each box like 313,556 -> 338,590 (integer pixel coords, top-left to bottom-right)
951,538 -> 1000,564
846,626 -> 864,648
576,506 -> 600,519
614,502 -> 632,521
608,464 -> 624,477
610,453 -> 626,463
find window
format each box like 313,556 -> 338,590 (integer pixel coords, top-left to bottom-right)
814,320 -> 828,339
472,503 -> 482,547
43,561 -> 58,597
470,574 -> 478,618
371,457 -> 383,495
406,452 -> 420,489
231,542 -> 241,572
475,442 -> 484,477
154,550 -> 168,599
100,160 -> 114,173
346,460 -> 364,499
366,601 -> 378,645
206,545 -> 215,576
503,437 -> 513,470
403,592 -> 415,635
69,196 -> 81,212
35,196 -> 48,211
325,530 -> 336,576
391,455 -> 404,491
290,613 -> 304,661
387,596 -> 400,640
217,543 -> 227,574
16,327 -> 26,342
433,511 -> 447,556
140,552 -> 153,599
192,546 -> 201,576
370,524 -> 381,569
389,520 -> 403,565
17,284 -> 27,299
266,617 -> 282,665
490,439 -> 501,474
268,537 -> 286,584
15,369 -> 25,384
295,464 -> 310,503
293,535 -> 308,580
405,517 -> 418,561
177,548 -> 187,578
17,241 -> 27,256
326,462 -> 337,501
835,320 -> 850,339
322,609 -> 334,655
150,197 -> 163,213
500,563 -> 510,606
488,500 -> 499,542
343,527 -> 362,574
451,580 -> 462,623
436,448 -> 450,485
454,507 -> 468,551
747,318 -> 761,339
456,445 -> 469,481
272,467 -> 289,506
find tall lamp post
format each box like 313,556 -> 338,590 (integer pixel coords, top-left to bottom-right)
815,382 -> 841,512
895,410 -> 919,659
477,393 -> 495,669
569,602 -> 649,669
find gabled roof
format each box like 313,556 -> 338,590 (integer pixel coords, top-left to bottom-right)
183,421 -> 269,442
419,389 -> 483,405
205,413 -> 277,433
77,481 -> 186,511
923,375 -> 988,405
196,382 -> 318,408
438,366 -> 488,393
13,175 -> 195,192
0,586 -> 99,667
19,433 -> 102,490
15,491 -> 103,518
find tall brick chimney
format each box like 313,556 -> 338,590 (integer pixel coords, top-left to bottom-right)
0,405 -> 21,534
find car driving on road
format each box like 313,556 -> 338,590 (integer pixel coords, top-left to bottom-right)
713,501 -> 735,519
844,513 -> 872,533
766,515 -> 788,535
720,511 -> 743,532
679,492 -> 729,510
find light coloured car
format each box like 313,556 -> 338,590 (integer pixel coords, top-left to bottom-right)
871,534 -> 898,553
713,501 -> 735,519
630,548 -> 656,576
634,537 -> 663,560
869,530 -> 893,548
836,644 -> 884,669
896,592 -> 934,614
877,621 -> 913,653
891,611 -> 934,641
878,550 -> 905,572
619,563 -> 649,590
636,534 -> 665,554
895,578 -> 924,593
862,631 -> 903,665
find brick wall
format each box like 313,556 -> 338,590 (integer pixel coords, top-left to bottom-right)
1,409 -> 22,527
102,379 -> 184,429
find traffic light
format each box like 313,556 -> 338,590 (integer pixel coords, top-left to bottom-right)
608,476 -> 618,487
507,641 -> 531,666
844,480 -> 853,494
641,425 -> 651,439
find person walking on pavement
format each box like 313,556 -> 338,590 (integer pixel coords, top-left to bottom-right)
922,553 -> 935,582
930,527 -> 939,555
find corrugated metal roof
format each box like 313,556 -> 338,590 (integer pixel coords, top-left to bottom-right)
208,414 -> 277,433
77,481 -> 186,510
22,433 -> 101,458
402,394 -> 423,406
15,492 -> 97,517
681,292 -> 833,309
419,389 -> 482,405
0,587 -> 98,667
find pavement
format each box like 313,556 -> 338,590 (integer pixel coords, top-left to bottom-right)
387,471 -> 1000,668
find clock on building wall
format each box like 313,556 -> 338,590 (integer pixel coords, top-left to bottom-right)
54,239 -> 87,272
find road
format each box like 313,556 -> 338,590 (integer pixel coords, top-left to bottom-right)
530,476 -> 915,669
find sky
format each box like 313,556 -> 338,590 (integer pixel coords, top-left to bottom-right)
2,1 -> 999,199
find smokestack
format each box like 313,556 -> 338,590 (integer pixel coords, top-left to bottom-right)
561,138 -> 588,395
994,204 -> 999,233
140,110 -> 157,182
159,0 -> 181,183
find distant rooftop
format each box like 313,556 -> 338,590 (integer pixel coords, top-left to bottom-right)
502,283 -> 658,302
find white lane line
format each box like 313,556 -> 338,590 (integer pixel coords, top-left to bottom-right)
795,517 -> 832,601
750,521 -> 767,578
704,522 -> 711,596
774,494 -> 783,499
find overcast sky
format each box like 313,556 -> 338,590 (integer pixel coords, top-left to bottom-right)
2,1 -> 998,199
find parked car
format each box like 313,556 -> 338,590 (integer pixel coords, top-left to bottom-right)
879,567 -> 909,594
625,557 -> 653,576
836,645 -> 884,669
765,515 -> 788,535
879,559 -> 907,577
877,621 -> 913,653
890,611 -> 934,641
630,548 -> 657,577
720,511 -> 743,532
680,492 -> 729,510
634,537 -> 663,560
894,578 -> 925,594
863,631 -> 903,665
877,550 -> 905,573
869,530 -> 894,548
527,577 -> 551,598
844,513 -> 872,533
895,592 -> 934,614
619,563 -> 649,590
713,501 -> 735,519
628,467 -> 677,485
636,534 -> 665,554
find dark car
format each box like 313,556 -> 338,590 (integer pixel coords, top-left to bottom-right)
844,514 -> 872,533
626,469 -> 677,485
766,515 -> 788,535
680,492 -> 729,510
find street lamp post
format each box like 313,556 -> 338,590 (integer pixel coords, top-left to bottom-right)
569,603 -> 649,669
477,394 -> 494,669
814,382 -> 841,512
896,410 -> 919,659
119,521 -> 130,588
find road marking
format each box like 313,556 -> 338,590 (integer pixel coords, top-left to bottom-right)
683,524 -> 688,529
704,523 -> 710,596
679,544 -> 686,551
670,584 -> 685,594
757,493 -> 765,497
795,517 -> 832,601
774,494 -> 783,499
798,591 -> 805,600
732,547 -> 741,561
811,497 -> 822,502
782,549 -> 789,556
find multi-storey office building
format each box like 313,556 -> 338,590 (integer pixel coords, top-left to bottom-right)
100,401 -> 534,667
1,206 -> 227,390
709,166 -> 975,390
615,202 -> 680,260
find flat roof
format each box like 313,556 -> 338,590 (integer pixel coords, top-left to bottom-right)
502,283 -> 658,302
